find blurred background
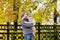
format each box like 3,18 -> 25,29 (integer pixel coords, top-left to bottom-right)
0,0 -> 60,40
0,0 -> 60,25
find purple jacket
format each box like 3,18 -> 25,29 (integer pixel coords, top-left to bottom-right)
21,18 -> 34,34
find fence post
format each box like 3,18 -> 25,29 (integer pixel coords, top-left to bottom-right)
54,8 -> 58,40
7,22 -> 9,40
54,25 -> 58,40
38,22 -> 40,40
14,22 -> 17,31
12,22 -> 17,40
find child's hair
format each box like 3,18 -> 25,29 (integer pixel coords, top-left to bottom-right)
29,14 -> 33,17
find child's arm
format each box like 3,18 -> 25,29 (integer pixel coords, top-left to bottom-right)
24,21 -> 33,23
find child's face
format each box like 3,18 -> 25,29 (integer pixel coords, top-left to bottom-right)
28,16 -> 33,21
29,16 -> 33,19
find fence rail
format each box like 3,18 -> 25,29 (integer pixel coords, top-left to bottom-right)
0,22 -> 60,40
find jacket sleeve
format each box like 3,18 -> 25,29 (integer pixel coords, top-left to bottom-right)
21,20 -> 33,27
